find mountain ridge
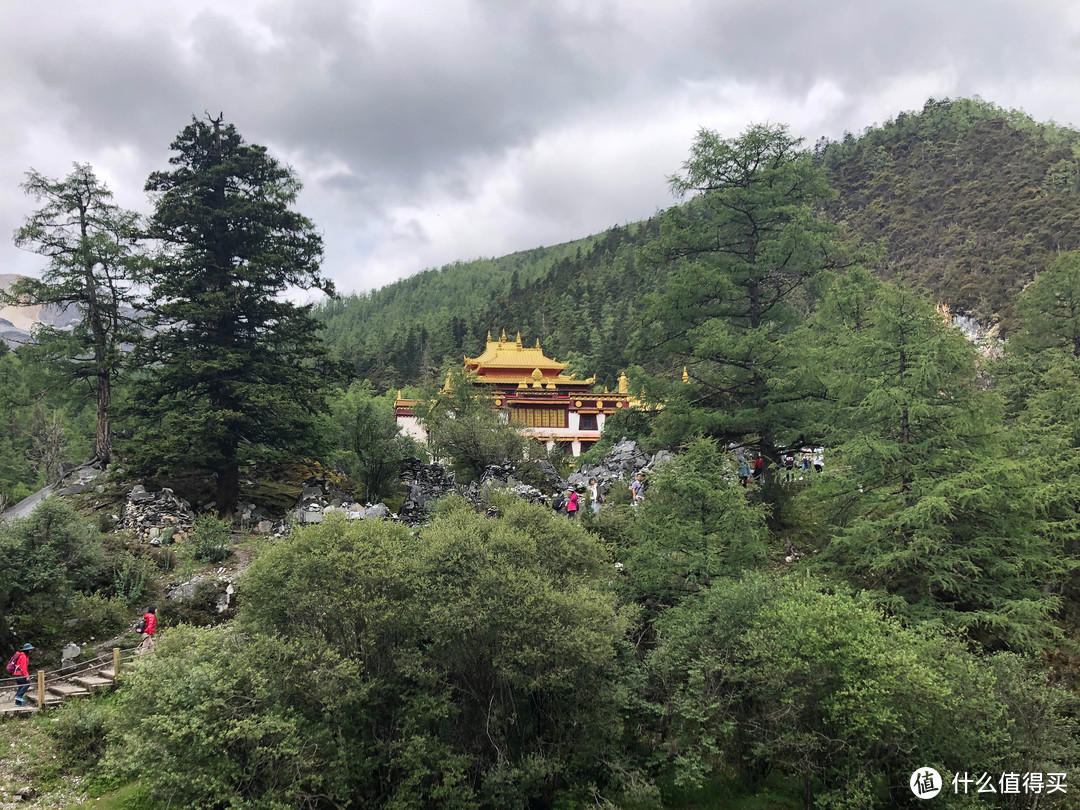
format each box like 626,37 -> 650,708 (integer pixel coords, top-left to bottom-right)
316,97 -> 1080,386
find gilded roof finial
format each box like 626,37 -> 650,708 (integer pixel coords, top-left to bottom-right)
516,331 -> 522,347
535,338 -> 541,349
618,372 -> 629,394
487,330 -> 492,342
442,371 -> 452,392
501,328 -> 507,342
682,366 -> 689,383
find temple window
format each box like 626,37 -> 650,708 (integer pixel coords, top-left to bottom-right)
510,408 -> 568,428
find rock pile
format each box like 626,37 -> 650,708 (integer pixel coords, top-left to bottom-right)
399,457 -> 456,524
464,464 -> 546,508
565,439 -> 670,496
293,473 -> 399,524
118,484 -> 195,544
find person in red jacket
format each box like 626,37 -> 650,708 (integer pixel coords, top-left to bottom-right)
12,643 -> 34,707
137,606 -> 158,655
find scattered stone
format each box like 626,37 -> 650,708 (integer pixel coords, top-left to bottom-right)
565,439 -> 661,497
61,643 -> 81,663
14,786 -> 36,801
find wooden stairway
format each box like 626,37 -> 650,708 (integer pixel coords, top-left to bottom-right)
1,649 -> 133,718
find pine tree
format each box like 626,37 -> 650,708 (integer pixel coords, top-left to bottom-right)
128,116 -> 335,516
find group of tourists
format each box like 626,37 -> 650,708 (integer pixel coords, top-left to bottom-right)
6,605 -> 159,708
738,448 -> 824,486
552,472 -> 647,517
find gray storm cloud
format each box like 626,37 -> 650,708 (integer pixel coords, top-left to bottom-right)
1,0 -> 1078,290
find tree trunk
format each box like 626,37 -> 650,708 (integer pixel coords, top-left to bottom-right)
94,370 -> 111,463
217,464 -> 239,520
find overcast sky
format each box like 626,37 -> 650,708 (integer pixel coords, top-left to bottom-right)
2,0 -> 1079,295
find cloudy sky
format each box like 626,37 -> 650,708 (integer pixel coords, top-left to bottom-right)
2,0 -> 1079,295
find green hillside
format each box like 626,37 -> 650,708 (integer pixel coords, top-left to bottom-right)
818,97 -> 1080,326
317,221 -> 659,390
317,97 -> 1080,383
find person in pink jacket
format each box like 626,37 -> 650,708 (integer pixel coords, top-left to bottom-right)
137,606 -> 158,655
565,488 -> 579,518
12,643 -> 34,706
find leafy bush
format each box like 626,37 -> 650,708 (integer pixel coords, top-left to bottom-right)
107,503 -> 635,809
50,696 -> 115,771
68,593 -> 130,639
189,514 -> 231,563
111,553 -> 151,603
641,573 -> 1060,809
0,499 -> 105,650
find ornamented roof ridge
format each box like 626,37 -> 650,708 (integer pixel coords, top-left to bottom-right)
465,332 -> 569,371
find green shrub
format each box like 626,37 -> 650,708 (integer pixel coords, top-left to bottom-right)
108,503 -> 637,809
111,553 -> 151,603
0,499 -> 106,650
50,696 -> 115,771
68,594 -> 130,639
190,514 -> 231,563
643,573 -> 1037,809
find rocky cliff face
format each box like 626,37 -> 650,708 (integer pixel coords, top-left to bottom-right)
0,273 -> 80,347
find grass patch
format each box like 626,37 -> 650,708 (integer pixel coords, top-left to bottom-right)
661,773 -> 802,810
63,781 -> 156,810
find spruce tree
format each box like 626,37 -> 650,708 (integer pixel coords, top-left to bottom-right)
129,116 -> 335,516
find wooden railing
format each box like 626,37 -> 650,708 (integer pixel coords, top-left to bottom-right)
2,647 -> 138,713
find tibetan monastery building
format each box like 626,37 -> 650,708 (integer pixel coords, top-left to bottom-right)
395,331 -> 638,456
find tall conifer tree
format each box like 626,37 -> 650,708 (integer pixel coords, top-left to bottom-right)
5,165 -> 142,463
645,124 -> 838,489
814,281 -> 1065,649
130,115 -> 334,516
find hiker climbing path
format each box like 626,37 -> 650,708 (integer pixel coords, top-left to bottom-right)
0,648 -> 135,718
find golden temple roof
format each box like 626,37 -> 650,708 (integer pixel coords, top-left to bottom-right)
465,332 -> 568,372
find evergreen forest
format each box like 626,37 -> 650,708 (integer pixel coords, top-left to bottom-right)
1,97 -> 1079,809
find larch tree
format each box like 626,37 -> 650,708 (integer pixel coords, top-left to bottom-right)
5,165 -> 143,463
645,124 -> 839,492
129,115 -> 335,517
813,282 -> 1066,650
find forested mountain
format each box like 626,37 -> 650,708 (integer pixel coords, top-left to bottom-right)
818,97 -> 1080,326
316,223 -> 660,390
317,97 -> 1080,384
